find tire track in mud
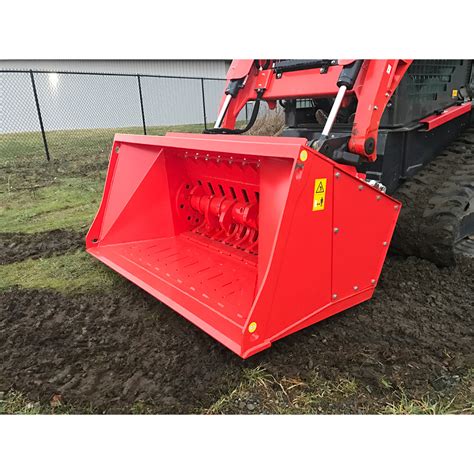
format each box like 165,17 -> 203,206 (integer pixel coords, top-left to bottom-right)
0,229 -> 85,265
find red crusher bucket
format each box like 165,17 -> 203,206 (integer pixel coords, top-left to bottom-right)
86,132 -> 400,358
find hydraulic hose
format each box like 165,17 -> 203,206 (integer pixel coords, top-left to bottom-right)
203,90 -> 264,135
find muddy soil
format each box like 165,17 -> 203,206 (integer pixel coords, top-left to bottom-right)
0,230 -> 85,265
0,252 -> 472,413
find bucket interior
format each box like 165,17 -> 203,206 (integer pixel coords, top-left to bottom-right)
86,134 -> 298,345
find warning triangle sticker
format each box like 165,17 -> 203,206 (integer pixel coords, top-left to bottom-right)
316,182 -> 325,193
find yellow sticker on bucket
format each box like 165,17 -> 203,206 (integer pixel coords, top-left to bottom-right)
313,178 -> 327,211
248,322 -> 257,333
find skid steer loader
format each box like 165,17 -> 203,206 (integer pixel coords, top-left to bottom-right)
86,59 -> 474,358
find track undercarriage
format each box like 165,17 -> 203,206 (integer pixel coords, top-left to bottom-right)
392,126 -> 474,265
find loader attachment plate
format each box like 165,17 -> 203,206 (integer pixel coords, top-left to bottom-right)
87,132 -> 400,358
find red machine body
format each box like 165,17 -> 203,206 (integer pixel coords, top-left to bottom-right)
86,132 -> 400,358
219,60 -> 411,161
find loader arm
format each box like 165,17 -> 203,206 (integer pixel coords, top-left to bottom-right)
210,59 -> 412,162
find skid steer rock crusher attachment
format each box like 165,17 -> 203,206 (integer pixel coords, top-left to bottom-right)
86,132 -> 400,358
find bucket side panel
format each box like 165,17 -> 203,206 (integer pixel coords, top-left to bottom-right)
92,143 -> 176,246
242,149 -> 335,352
332,172 -> 400,299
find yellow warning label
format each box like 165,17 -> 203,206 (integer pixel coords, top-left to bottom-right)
313,178 -> 327,211
452,89 -> 458,98
248,322 -> 257,333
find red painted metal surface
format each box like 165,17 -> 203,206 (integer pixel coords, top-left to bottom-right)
87,133 -> 400,358
419,102 -> 472,130
218,59 -> 412,161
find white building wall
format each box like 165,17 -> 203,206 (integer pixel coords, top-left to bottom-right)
0,61 -> 232,133
0,60 -> 230,79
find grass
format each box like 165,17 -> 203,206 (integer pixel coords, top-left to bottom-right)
0,250 -> 123,294
0,124 -> 207,163
205,366 -> 474,415
247,108 -> 285,136
0,391 -> 43,414
0,390 -> 72,414
382,370 -> 474,415
1,175 -> 104,233
383,392 -> 459,415
205,366 -> 360,414
0,124 -> 208,234
0,390 -> 98,414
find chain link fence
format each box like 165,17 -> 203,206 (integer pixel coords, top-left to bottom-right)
0,70 -> 255,162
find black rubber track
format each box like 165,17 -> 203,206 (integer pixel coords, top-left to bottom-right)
391,126 -> 474,267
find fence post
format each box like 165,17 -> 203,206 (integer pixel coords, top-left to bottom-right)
29,70 -> 50,161
137,74 -> 147,135
200,78 -> 207,129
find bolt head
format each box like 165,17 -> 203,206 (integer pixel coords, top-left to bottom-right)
332,294 -> 337,299
376,195 -> 382,201
353,285 -> 359,291
334,227 -> 339,233
371,279 -> 376,284
394,205 -> 399,210
383,241 -> 388,246
358,185 -> 364,191
335,172 -> 340,178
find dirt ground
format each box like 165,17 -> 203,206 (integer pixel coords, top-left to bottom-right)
0,228 -> 472,413
0,230 -> 84,265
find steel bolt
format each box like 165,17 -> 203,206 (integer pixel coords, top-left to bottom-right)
334,227 -> 339,233
394,205 -> 399,210
115,146 -> 120,153
371,279 -> 376,284
374,105 -> 379,110
335,172 -> 340,178
385,92 -> 390,97
383,241 -> 388,246
353,285 -> 359,291
376,195 -> 382,201
358,185 -> 364,191
332,294 -> 337,299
